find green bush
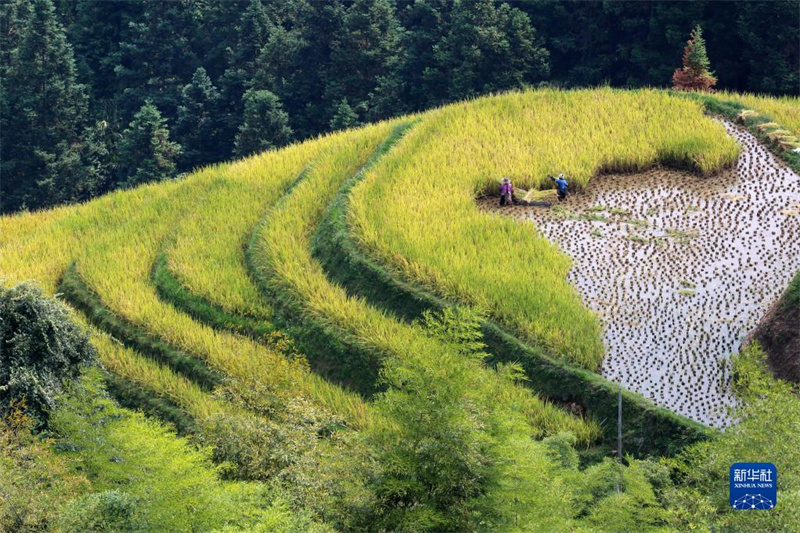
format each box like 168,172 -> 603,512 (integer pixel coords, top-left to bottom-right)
0,282 -> 95,426
57,490 -> 145,533
204,378 -> 342,482
50,370 -> 328,532
359,308 -> 575,532
0,406 -> 89,532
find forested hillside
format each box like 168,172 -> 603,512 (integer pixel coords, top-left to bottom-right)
2,0 -> 798,213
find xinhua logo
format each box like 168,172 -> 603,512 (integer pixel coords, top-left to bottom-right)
730,462 -> 777,510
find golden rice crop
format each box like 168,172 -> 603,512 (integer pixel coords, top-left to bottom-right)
718,90 -> 800,135
349,88 -> 741,370
164,137 -> 332,320
2,87 -> 739,442
251,118 -> 601,442
90,325 -> 225,422
1,151 -> 370,428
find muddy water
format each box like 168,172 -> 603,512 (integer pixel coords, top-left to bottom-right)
480,122 -> 800,427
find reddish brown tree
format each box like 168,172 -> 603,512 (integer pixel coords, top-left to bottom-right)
672,25 -> 717,92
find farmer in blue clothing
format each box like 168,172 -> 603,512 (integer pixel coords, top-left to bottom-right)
551,173 -> 568,201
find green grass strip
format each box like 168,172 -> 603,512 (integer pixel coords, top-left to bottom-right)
59,262 -> 223,391
152,250 -> 275,342
310,127 -> 713,458
152,166 -> 315,343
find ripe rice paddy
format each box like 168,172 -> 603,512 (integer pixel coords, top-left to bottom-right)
719,91 -> 800,136
2,88 -> 795,457
349,88 -> 740,372
481,120 -> 800,427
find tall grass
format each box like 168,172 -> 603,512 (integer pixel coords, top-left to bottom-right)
349,88 -> 740,369
250,118 -> 601,443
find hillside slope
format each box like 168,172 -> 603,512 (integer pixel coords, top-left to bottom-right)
4,87 -> 800,532
754,272 -> 800,382
1,88 -> 751,453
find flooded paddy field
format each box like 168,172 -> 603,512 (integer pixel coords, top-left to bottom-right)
481,122 -> 800,427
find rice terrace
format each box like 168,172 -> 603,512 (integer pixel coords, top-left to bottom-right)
2,2 -> 800,531
482,119 -> 800,428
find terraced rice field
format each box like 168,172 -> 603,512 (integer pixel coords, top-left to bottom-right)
481,121 -> 800,427
5,88 -> 796,463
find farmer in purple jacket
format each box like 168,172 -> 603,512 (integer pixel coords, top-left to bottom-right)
500,177 -> 513,206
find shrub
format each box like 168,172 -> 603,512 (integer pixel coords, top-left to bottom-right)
57,490 -> 146,533
0,282 -> 95,426
50,370 -> 327,532
360,308 -> 577,532
0,404 -> 89,531
203,373 -> 342,482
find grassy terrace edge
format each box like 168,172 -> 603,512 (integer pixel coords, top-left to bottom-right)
151,166 -> 316,342
152,249 -> 275,341
311,127 -> 713,458
103,368 -> 198,435
684,92 -> 800,174
59,262 -> 223,391
245,124 -> 413,396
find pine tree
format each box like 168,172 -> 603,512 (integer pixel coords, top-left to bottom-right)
218,0 -> 272,100
265,1 -> 346,138
329,98 -> 360,130
327,0 -> 401,121
234,89 -> 293,157
117,102 -> 182,187
736,0 -> 800,94
176,67 -> 227,169
0,0 -> 32,80
67,0 -> 143,102
218,0 -> 276,156
115,0 -> 200,121
672,25 -> 717,92
77,120 -> 117,196
431,0 -> 548,104
0,0 -> 89,212
394,0 -> 450,110
235,0 -> 273,78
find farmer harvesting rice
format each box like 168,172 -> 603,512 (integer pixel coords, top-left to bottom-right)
551,173 -> 569,200
500,177 -> 514,206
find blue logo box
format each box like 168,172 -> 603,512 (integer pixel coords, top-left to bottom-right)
730,462 -> 777,510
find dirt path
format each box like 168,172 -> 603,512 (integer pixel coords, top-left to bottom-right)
480,121 -> 800,427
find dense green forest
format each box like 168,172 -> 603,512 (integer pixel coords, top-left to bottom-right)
1,0 -> 798,213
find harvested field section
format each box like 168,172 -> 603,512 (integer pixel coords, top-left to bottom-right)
482,121 -> 800,427
350,88 -> 740,371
